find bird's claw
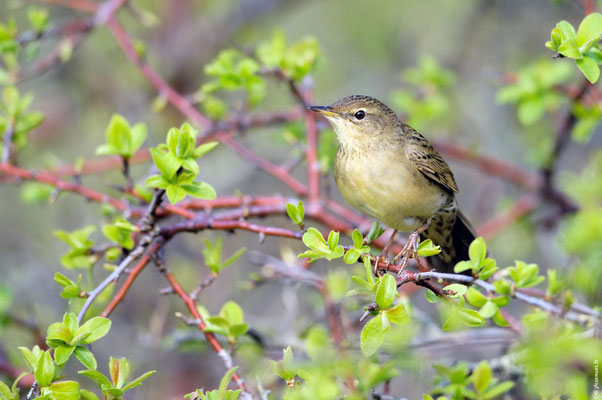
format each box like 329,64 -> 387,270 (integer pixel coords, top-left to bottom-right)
394,231 -> 421,275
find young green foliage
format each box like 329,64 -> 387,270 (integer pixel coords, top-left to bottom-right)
197,302 -> 249,345
430,361 -> 514,400
0,86 -> 44,153
391,56 -> 456,132
454,237 -> 497,279
298,228 -> 344,262
497,59 -> 572,126
504,260 -> 545,290
95,114 -> 147,159
145,123 -> 218,204
201,49 -> 266,107
79,357 -> 155,400
545,13 -> 602,82
0,373 -> 26,400
184,367 -> 241,400
364,221 -> 386,244
27,7 -> 49,33
54,226 -> 98,269
465,287 -> 509,327
54,273 -> 84,300
426,284 -> 485,331
360,274 -> 409,356
343,229 -> 371,264
201,237 -> 246,275
347,257 -> 378,296
257,30 -> 321,81
45,312 -> 111,369
270,346 -> 297,387
286,200 -> 305,227
101,218 -> 138,251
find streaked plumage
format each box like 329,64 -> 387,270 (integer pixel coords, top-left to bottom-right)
310,95 -> 476,272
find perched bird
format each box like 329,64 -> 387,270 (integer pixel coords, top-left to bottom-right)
309,95 -> 476,273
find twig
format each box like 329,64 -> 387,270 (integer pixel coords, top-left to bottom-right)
1,121 -> 15,164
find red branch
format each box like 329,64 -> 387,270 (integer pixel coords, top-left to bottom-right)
477,195 -> 538,239
100,241 -> 163,318
0,163 -> 129,211
161,269 -> 248,392
433,139 -> 541,190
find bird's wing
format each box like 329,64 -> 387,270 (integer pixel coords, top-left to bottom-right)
408,147 -> 458,193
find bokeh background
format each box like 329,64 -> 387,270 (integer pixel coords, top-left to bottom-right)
1,0 -> 600,398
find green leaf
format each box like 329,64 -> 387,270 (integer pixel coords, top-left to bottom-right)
454,260 -> 473,274
557,20 -> 577,41
105,114 -> 131,156
478,258 -> 498,280
74,346 -> 97,370
366,221 -> 385,243
465,287 -> 487,307
375,274 -> 396,309
425,289 -> 440,303
75,317 -> 111,345
443,283 -> 467,298
149,148 -> 181,180
192,142 -> 219,158
493,279 -> 512,295
181,182 -> 217,199
482,381 -> 514,399
0,380 -> 13,400
577,12 -> 602,47
217,367 -> 238,398
360,313 -> 388,356
78,370 -> 111,389
457,308 -> 485,327
558,38 -> 583,59
416,239 -> 441,257
468,237 -> 486,265
576,56 -> 600,83
109,357 -> 130,389
479,301 -> 498,319
220,301 -> 244,325
166,184 -> 187,204
35,351 -> 54,387
327,230 -> 339,250
473,361 -> 491,394
492,308 -> 509,327
46,322 -> 73,346
386,304 -> 409,324
54,345 -> 75,365
302,228 -> 326,249
18,346 -> 38,371
352,229 -> 364,249
121,370 -> 156,392
145,174 -> 169,190
80,389 -> 100,400
344,248 -> 361,264
129,123 -> 147,154
49,381 -> 80,400
181,158 -> 200,175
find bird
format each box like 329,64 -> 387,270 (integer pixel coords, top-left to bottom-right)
309,95 -> 476,274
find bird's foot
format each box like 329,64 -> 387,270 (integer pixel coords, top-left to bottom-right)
372,251 -> 390,276
393,231 -> 421,275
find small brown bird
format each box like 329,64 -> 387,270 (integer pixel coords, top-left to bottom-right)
309,95 -> 476,273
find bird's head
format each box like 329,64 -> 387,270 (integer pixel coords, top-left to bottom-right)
309,95 -> 400,147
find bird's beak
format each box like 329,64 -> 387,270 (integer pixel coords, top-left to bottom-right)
308,105 -> 339,118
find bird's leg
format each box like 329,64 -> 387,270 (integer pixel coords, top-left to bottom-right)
373,229 -> 397,275
394,221 -> 430,275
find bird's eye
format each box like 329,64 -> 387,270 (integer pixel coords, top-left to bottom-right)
354,110 -> 365,120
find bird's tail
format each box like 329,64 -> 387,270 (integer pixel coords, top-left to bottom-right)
421,210 -> 477,274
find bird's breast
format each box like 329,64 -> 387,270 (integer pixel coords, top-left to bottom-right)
334,147 -> 450,232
